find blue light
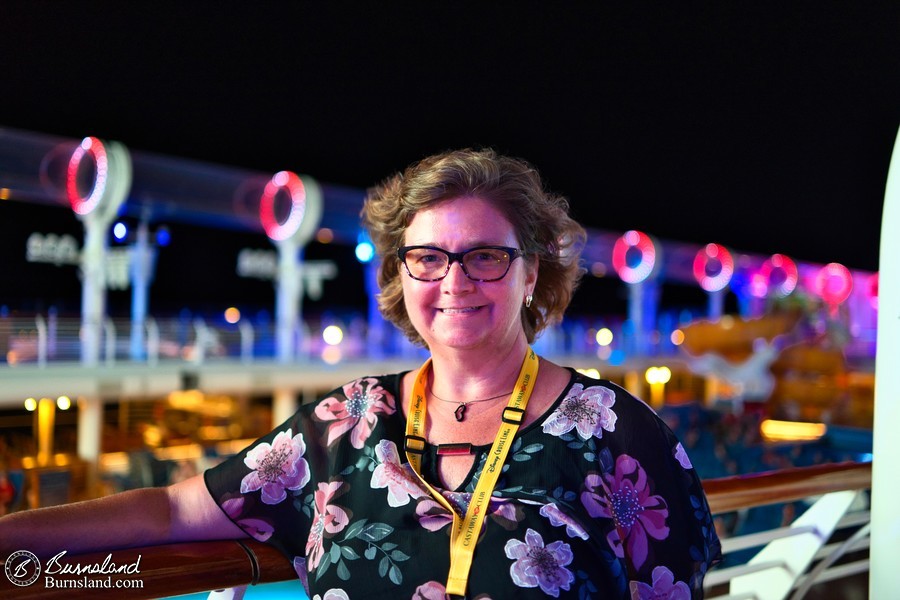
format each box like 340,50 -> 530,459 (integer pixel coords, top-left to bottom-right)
112,222 -> 128,242
608,349 -> 626,366
355,241 -> 375,263
155,227 -> 171,247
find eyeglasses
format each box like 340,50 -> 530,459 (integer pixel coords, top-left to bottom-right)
397,245 -> 525,282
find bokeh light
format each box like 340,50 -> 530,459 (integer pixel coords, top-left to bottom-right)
67,136 -> 108,216
113,222 -> 128,242
595,328 -> 614,346
260,170 -> 305,241
754,253 -> 799,298
693,243 -> 734,292
645,366 -> 672,385
576,368 -> 601,379
355,241 -> 375,263
323,325 -> 344,346
612,230 -> 657,284
316,228 -> 334,244
815,262 -> 853,306
322,346 -> 342,364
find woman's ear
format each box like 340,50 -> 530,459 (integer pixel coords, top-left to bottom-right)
525,255 -> 539,296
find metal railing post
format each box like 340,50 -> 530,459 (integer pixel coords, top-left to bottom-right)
193,318 -> 208,364
146,317 -> 160,366
239,320 -> 254,364
35,315 -> 47,367
103,318 -> 116,367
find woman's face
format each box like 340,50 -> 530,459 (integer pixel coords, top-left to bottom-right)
400,196 -> 537,353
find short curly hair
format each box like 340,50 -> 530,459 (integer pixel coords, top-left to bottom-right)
361,148 -> 586,347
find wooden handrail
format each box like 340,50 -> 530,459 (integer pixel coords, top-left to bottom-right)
703,460 -> 872,514
0,461 -> 873,599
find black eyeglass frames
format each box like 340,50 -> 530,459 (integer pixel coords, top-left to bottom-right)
397,245 -> 525,282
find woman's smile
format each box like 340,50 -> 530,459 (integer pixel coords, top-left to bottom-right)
437,305 -> 483,314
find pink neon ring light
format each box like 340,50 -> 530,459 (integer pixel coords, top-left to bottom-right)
612,230 -> 657,284
815,262 -> 853,306
693,243 -> 734,292
67,136 -> 109,216
260,171 -> 306,241
758,253 -> 799,298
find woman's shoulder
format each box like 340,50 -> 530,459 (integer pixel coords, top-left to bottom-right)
564,370 -> 652,408
552,369 -> 667,437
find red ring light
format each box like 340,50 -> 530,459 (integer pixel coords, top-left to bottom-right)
66,136 -> 108,216
612,230 -> 657,284
815,262 -> 853,306
260,171 -> 306,241
868,273 -> 879,310
756,253 -> 799,298
693,243 -> 734,292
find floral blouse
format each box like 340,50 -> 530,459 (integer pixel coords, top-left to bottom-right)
204,370 -> 721,599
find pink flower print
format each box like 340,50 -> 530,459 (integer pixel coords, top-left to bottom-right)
673,442 -> 693,469
539,503 -> 589,540
581,454 -> 670,570
371,439 -> 428,507
489,498 -> 521,530
240,429 -> 310,505
504,528 -> 575,597
412,581 -> 447,600
415,497 -> 454,532
542,384 -> 617,440
415,492 -> 519,532
629,566 -> 691,600
306,481 -> 351,571
314,378 -> 396,449
221,494 -> 275,541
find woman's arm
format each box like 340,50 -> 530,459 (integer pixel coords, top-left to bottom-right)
0,474 -> 247,559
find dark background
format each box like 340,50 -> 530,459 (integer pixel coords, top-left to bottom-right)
2,2 -> 898,318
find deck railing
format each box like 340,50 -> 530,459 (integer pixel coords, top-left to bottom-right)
0,461 -> 872,600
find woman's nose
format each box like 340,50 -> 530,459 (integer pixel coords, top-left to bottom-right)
441,260 -> 474,292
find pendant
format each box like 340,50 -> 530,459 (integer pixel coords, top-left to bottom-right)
454,403 -> 467,422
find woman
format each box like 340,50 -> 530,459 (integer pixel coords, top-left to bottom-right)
0,149 -> 720,598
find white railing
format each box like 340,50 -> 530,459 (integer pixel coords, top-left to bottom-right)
0,314 -> 420,367
704,462 -> 871,599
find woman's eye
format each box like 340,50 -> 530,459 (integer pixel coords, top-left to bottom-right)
471,250 -> 502,263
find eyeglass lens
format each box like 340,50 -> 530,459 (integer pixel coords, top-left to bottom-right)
403,247 -> 514,281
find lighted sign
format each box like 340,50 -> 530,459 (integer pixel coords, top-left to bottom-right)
815,262 -> 853,306
66,136 -> 109,216
26,233 -> 80,265
612,230 -> 657,284
693,243 -> 734,292
260,171 -> 305,241
755,253 -> 799,298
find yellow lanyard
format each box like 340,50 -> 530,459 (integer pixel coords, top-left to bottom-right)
404,347 -> 539,598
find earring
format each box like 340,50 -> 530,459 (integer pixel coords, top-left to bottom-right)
524,294 -> 533,308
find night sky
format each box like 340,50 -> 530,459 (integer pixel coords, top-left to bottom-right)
2,2 -> 899,300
